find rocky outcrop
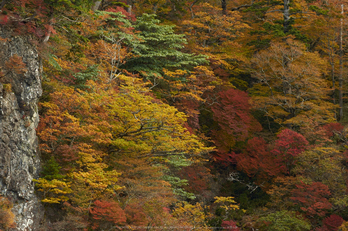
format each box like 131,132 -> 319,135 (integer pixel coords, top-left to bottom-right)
0,28 -> 43,230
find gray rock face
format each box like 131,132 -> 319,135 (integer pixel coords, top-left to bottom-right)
0,28 -> 44,230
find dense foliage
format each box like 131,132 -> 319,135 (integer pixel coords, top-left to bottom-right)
1,0 -> 348,230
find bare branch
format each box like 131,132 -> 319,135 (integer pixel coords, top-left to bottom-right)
227,172 -> 264,193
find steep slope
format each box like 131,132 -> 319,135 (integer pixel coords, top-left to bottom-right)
0,28 -> 43,230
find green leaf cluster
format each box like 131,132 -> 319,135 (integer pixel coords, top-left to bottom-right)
257,210 -> 311,231
122,14 -> 207,78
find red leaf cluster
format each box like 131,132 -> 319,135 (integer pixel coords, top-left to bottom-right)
323,214 -> 344,231
213,152 -> 239,166
322,123 -> 344,138
273,129 -> 308,157
272,129 -> 308,173
0,15 -> 9,25
237,137 -> 281,180
290,182 -> 332,217
90,200 -> 126,230
212,89 -> 257,141
221,220 -> 240,230
211,88 -> 261,154
178,164 -> 213,194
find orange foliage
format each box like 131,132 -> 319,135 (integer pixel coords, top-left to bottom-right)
181,2 -> 249,77
90,200 -> 126,230
0,196 -> 16,230
5,54 -> 27,75
251,38 -> 335,127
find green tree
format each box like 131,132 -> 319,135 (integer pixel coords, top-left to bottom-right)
257,210 -> 311,231
122,13 -> 207,79
292,147 -> 348,207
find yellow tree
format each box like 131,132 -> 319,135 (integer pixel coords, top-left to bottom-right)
37,75 -> 212,226
177,2 -> 251,131
250,38 -> 335,127
180,2 -> 250,79
38,4 -> 214,228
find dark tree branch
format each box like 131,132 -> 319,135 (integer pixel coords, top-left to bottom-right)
222,0 -> 227,15
189,0 -> 201,19
230,4 -> 253,11
230,0 -> 255,11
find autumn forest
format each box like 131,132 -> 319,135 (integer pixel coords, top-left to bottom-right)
1,0 -> 348,230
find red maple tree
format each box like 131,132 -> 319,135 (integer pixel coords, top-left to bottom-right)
290,182 -> 332,217
272,129 -> 308,174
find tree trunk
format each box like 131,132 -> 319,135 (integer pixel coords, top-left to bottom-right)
283,0 -> 291,33
91,1 -> 102,12
332,58 -> 336,119
329,40 -> 337,119
222,0 -> 227,15
339,4 -> 344,120
189,0 -> 200,18
42,18 -> 54,43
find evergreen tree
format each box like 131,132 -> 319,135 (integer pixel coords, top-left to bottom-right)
122,14 -> 207,79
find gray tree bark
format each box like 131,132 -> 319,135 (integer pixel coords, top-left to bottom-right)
91,0 -> 102,12
283,0 -> 291,33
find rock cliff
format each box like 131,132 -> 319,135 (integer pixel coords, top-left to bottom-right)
0,28 -> 43,230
